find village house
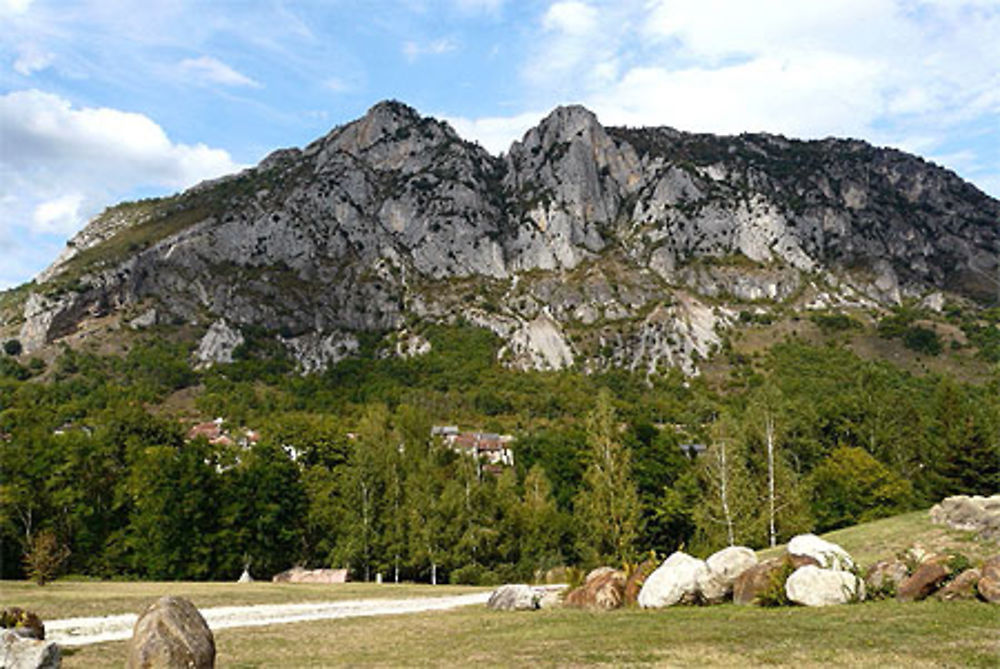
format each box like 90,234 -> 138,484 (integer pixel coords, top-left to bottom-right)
185,417 -> 261,448
432,425 -> 515,472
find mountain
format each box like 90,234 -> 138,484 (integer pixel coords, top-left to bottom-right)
4,101 -> 998,375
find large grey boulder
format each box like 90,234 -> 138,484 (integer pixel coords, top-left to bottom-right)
638,551 -> 708,608
698,546 -> 758,602
486,584 -> 539,611
785,565 -> 865,606
929,495 -> 1000,540
787,534 -> 855,571
1,631 -> 60,669
125,596 -> 215,669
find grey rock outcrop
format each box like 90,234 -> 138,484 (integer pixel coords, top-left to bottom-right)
929,495 -> 1000,540
14,100 -> 998,375
195,320 -> 244,367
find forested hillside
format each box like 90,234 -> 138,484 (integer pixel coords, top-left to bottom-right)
2,324 -> 996,584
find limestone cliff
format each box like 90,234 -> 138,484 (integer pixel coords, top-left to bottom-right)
8,101 -> 999,373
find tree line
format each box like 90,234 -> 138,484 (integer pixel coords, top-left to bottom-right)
1,327 -> 997,583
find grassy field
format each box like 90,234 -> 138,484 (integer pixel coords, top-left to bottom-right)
58,599 -> 999,667
0,581 -> 485,621
5,509 -> 999,667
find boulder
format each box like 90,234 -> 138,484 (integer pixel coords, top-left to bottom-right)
624,558 -> 659,606
564,568 -> 626,610
487,584 -> 539,611
929,495 -> 1000,540
698,546 -> 758,603
787,534 -> 855,571
785,565 -> 865,606
865,559 -> 909,596
936,569 -> 982,602
732,558 -> 782,605
897,563 -> 949,601
731,555 -> 817,605
1,630 -> 61,669
125,596 -> 215,669
977,555 -> 1000,603
637,552 -> 708,608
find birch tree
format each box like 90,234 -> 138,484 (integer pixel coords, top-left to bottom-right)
574,389 -> 640,565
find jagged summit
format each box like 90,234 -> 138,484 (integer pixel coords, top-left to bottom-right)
6,101 -> 998,376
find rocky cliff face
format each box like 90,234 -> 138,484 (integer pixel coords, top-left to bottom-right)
10,101 -> 999,373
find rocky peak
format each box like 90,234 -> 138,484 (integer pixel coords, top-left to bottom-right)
313,99 -> 463,173
8,100 -> 998,376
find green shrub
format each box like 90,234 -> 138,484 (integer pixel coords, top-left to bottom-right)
3,339 -> 21,356
756,558 -> 797,607
902,326 -> 942,356
810,313 -> 858,333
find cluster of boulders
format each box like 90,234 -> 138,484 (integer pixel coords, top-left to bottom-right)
634,534 -> 864,609
865,546 -> 1000,604
929,495 -> 1000,541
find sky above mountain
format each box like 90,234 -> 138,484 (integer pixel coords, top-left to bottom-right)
1,0 -> 998,289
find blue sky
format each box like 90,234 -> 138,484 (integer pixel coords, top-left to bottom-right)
1,0 -> 998,289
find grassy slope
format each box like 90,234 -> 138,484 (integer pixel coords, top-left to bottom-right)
758,509 -> 999,566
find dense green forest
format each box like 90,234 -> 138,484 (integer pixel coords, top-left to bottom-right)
1,324 -> 997,584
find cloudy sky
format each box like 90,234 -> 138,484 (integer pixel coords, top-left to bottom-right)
1,0 -> 998,289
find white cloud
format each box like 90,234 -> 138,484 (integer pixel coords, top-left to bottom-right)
13,43 -> 53,75
178,56 -> 261,88
445,110 -> 546,154
402,38 -> 458,62
0,90 -> 243,282
32,193 -> 84,234
0,0 -> 33,15
0,90 -> 240,187
542,1 -> 598,35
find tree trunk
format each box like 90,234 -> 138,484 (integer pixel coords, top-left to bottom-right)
431,561 -> 437,586
718,441 -> 734,546
766,413 -> 776,548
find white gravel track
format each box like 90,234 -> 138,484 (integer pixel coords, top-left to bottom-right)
46,592 -> 492,647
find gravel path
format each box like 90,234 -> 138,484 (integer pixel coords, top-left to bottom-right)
46,592 -> 492,647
